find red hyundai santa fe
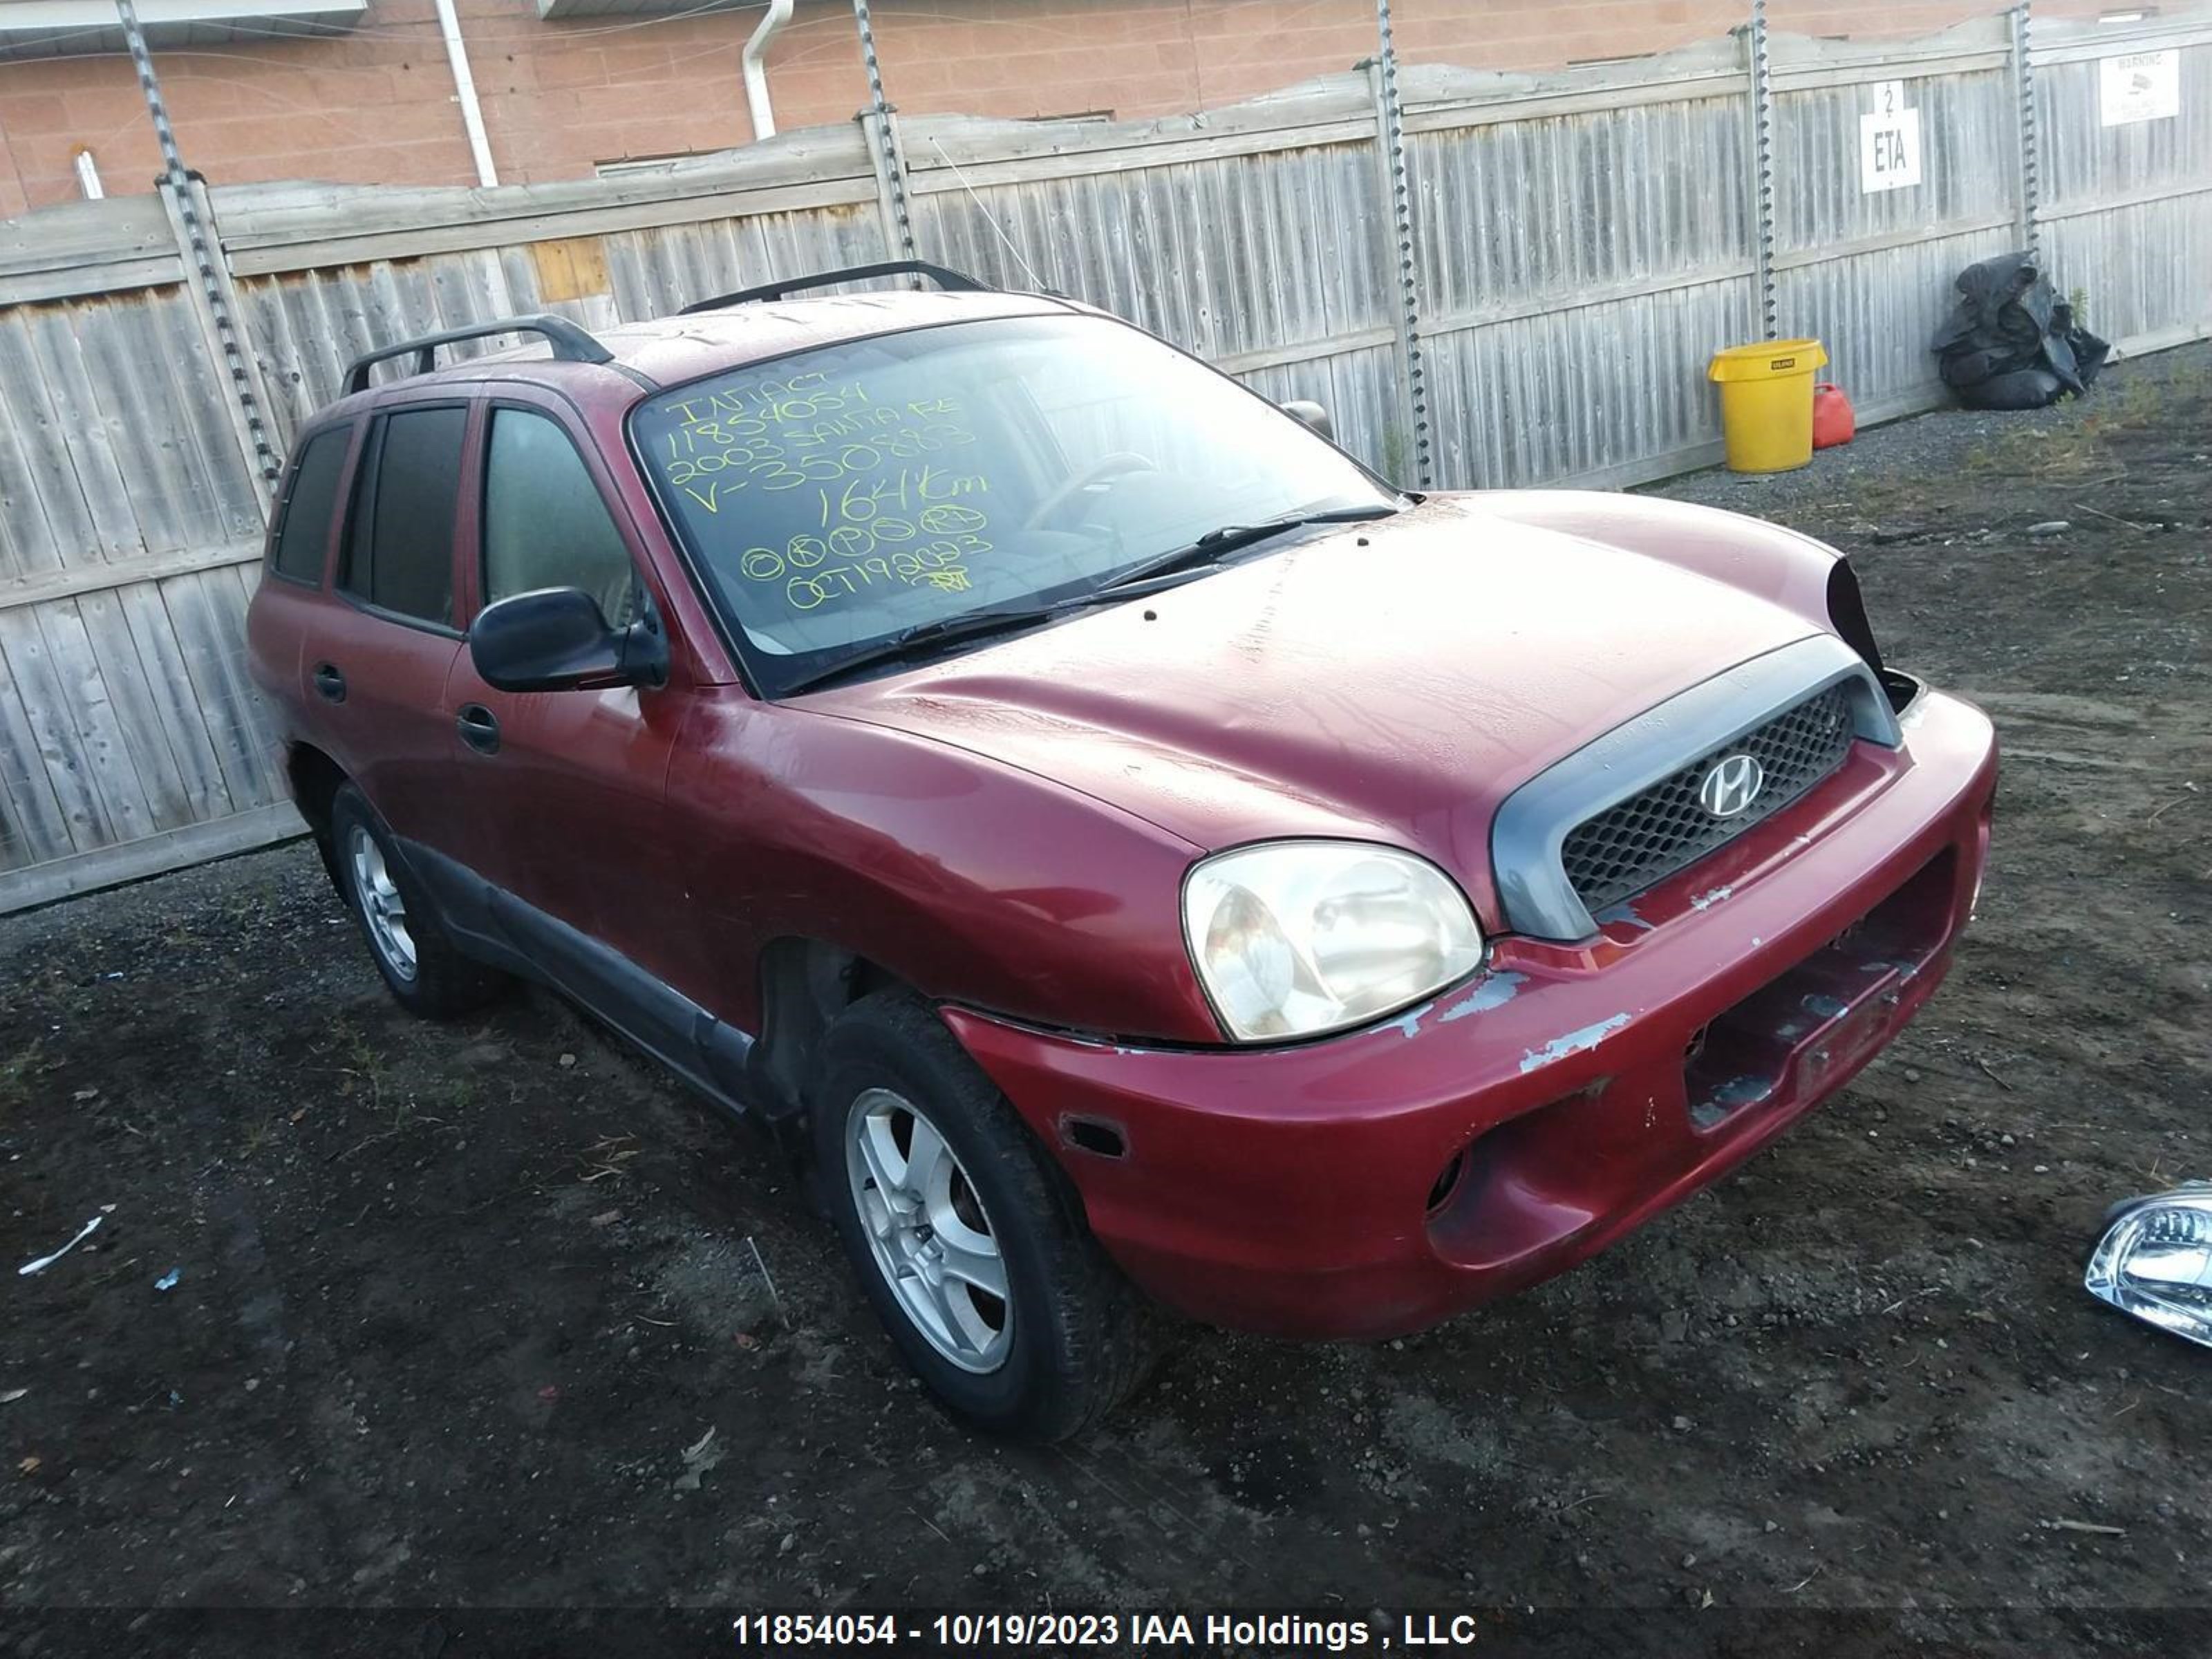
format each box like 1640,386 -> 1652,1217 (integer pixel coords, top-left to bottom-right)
247,262 -> 1997,1439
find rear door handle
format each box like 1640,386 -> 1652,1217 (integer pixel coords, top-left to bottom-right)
456,704 -> 501,756
312,662 -> 346,703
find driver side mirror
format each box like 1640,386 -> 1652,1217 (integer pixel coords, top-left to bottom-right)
469,586 -> 668,693
1281,399 -> 1334,442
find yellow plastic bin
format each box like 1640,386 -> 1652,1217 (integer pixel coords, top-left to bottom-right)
1707,339 -> 1828,474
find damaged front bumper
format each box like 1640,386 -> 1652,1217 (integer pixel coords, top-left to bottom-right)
944,685 -> 1998,1340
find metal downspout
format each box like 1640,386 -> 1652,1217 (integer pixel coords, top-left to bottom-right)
433,0 -> 498,187
745,0 -> 796,140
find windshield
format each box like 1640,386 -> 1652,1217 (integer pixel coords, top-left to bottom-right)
628,314 -> 1400,696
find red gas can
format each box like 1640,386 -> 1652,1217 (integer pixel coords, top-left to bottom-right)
1812,382 -> 1857,449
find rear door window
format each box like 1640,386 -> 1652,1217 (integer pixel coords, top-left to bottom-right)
270,425 -> 350,585
341,404 -> 467,628
482,406 -> 638,627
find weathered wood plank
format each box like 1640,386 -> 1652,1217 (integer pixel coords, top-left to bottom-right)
210,138 -> 882,274
158,568 -> 275,814
33,597 -> 158,848
0,606 -> 114,854
0,354 -> 66,585
0,799 -> 303,916
0,540 -> 263,614
0,195 -> 183,306
266,271 -> 360,424
0,628 -> 73,870
2031,16 -> 2212,64
21,306 -> 145,565
78,290 -> 259,566
73,585 -> 196,835
117,579 -> 236,826
149,287 -> 268,543
0,313 -> 104,581
230,281 -> 306,444
72,293 -> 211,556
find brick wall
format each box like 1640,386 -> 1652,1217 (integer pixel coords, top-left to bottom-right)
0,0 -> 2117,215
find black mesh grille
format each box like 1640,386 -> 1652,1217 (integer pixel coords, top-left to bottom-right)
1561,684 -> 1857,915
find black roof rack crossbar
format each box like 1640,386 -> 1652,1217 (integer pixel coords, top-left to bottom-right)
676,261 -> 991,315
341,314 -> 614,395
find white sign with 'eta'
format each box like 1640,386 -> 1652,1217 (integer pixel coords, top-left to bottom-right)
1860,79 -> 1923,194
2100,50 -> 2181,126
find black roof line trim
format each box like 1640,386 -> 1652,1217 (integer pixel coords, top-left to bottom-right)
675,261 -> 993,315
341,314 -> 614,396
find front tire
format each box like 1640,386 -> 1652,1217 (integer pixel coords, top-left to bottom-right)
329,784 -> 507,1019
811,993 -> 1152,1441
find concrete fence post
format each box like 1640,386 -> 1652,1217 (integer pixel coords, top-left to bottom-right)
1741,0 -> 1779,342
852,0 -> 919,265
1367,0 -> 1434,490
2009,1 -> 2041,260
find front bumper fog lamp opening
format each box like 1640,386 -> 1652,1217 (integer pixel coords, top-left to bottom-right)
2086,1182 -> 2212,1349
1427,1147 -> 1470,1215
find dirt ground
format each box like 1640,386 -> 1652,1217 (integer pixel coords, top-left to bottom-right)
3,345 -> 2209,1658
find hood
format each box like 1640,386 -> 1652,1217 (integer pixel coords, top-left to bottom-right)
802,496 -> 1821,924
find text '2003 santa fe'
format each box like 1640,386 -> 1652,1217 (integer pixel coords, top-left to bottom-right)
246,261 -> 1997,1441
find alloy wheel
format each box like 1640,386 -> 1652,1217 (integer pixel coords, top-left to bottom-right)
845,1087 -> 1013,1373
347,825 -> 418,982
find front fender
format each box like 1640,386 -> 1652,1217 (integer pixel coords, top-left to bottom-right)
666,690 -> 1222,1045
1463,489 -> 1851,642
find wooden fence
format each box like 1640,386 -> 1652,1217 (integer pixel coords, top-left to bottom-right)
0,8 -> 2206,912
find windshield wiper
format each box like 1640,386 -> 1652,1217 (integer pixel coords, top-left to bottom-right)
1094,505 -> 1401,595
779,600 -> 1093,695
780,505 -> 1403,695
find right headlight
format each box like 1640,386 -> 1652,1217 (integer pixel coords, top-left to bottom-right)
1181,840 -> 1485,1043
2086,1183 -> 2212,1349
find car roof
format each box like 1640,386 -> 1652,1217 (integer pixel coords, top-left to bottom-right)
320,288 -> 1083,421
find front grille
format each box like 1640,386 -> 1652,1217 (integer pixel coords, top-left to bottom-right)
1561,684 -> 1856,915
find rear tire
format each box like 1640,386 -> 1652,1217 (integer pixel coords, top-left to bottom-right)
810,991 -> 1154,1441
329,784 -> 507,1019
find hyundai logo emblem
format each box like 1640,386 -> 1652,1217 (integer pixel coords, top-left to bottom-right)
1698,753 -> 1765,818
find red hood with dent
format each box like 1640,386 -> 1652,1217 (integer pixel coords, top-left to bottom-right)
801,496 -> 1821,926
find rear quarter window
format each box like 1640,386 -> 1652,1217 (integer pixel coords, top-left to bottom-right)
270,426 -> 351,585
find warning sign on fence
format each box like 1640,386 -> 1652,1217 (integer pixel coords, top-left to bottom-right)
2100,50 -> 2180,126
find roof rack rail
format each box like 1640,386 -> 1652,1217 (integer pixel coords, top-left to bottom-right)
677,261 -> 992,315
341,314 -> 614,395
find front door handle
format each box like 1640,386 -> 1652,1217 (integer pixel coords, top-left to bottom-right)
312,662 -> 346,703
456,704 -> 501,756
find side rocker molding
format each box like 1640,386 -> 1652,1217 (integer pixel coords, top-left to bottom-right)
397,838 -> 769,1121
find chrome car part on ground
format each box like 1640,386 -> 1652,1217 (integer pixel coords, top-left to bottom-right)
2086,1183 -> 2212,1350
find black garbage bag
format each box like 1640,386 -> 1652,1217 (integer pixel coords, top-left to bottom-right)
1929,252 -> 2110,411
